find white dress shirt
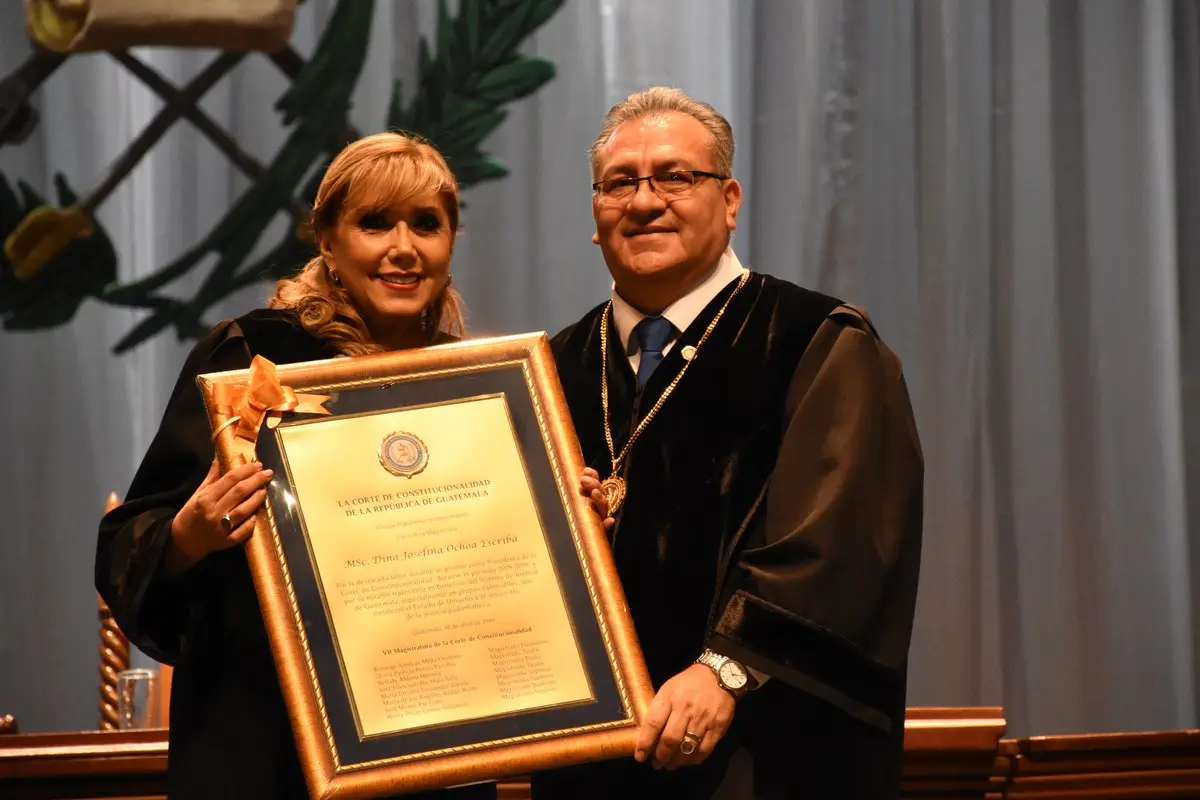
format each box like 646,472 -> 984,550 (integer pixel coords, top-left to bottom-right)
609,246 -> 768,689
611,246 -> 748,372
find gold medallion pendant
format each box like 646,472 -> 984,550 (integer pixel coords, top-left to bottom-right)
599,474 -> 627,517
597,272 -> 749,523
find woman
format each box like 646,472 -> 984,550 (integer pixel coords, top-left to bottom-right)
96,132 -> 495,799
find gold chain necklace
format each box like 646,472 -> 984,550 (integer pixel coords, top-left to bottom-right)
598,272 -> 750,515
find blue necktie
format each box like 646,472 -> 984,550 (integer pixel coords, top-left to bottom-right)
633,316 -> 676,387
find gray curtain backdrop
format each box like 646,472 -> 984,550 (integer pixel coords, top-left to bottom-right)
2,0 -> 1196,738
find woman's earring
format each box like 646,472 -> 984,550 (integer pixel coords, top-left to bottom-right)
329,268 -> 342,287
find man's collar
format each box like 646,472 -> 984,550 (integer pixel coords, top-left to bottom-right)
611,248 -> 749,355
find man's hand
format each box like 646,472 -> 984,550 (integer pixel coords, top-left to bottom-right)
634,663 -> 735,770
580,467 -> 615,530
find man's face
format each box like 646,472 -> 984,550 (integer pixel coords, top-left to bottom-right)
592,112 -> 741,302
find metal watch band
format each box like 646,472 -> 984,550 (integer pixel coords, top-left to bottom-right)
697,649 -> 727,672
696,649 -> 750,697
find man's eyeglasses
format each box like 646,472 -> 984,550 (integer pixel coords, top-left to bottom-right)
592,170 -> 728,203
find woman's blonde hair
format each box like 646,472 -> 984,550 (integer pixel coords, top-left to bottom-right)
269,131 -> 465,356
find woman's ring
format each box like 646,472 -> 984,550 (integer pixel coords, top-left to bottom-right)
221,513 -> 234,533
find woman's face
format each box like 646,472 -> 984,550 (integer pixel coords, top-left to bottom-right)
320,190 -> 454,348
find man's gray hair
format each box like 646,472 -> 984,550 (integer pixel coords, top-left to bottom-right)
589,86 -> 735,179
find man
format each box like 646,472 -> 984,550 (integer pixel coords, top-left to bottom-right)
535,87 -> 923,798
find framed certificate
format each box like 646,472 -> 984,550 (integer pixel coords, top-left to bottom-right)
197,333 -> 653,798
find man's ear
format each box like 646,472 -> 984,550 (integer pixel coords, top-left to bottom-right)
724,178 -> 743,232
591,195 -> 602,244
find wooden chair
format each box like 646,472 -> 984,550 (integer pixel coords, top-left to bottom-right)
99,492 -> 172,731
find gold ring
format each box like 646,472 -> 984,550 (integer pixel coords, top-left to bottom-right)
679,731 -> 701,755
220,513 -> 234,533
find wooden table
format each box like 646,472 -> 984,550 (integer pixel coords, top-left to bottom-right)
0,729 -> 167,799
4,710 -> 1199,799
1001,729 -> 1200,799
903,707 -> 1007,799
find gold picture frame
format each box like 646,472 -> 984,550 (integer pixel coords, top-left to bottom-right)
196,332 -> 653,798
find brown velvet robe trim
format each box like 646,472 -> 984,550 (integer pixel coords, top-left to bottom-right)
708,303 -> 924,733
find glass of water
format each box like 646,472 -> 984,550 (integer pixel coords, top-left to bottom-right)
116,668 -> 158,729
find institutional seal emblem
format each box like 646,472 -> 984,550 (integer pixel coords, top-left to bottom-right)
378,431 -> 429,478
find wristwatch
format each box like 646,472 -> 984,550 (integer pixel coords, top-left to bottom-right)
696,649 -> 754,699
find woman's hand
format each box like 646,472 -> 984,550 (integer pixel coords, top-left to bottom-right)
166,460 -> 274,574
580,467 -> 615,530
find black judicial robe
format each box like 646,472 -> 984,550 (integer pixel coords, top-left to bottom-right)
534,273 -> 923,799
96,309 -> 495,800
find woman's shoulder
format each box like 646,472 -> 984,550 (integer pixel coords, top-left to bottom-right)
234,307 -> 316,349
189,308 -> 337,369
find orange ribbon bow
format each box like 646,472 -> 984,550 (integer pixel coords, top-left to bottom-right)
211,355 -> 331,443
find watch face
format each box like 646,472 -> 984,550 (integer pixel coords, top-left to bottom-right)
719,661 -> 748,690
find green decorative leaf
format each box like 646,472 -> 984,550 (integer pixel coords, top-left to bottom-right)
387,0 -> 564,190
450,155 -> 509,185
418,37 -> 436,91
439,108 -> 507,153
437,0 -> 457,84
525,0 -> 567,34
440,94 -> 495,134
479,3 -> 542,65
474,57 -> 555,104
463,0 -> 483,52
277,0 -> 376,124
387,79 -> 408,131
